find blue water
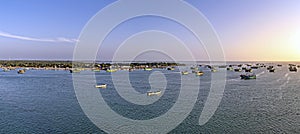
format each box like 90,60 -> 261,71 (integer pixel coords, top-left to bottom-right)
0,64 -> 299,133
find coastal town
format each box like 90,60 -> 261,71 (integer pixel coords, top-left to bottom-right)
0,60 -> 182,72
0,60 -> 298,79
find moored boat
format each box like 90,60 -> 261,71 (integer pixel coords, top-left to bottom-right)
240,73 -> 256,80
167,67 -> 175,71
218,65 -> 227,68
234,68 -> 242,72
251,66 -> 259,69
95,84 -> 107,88
181,71 -> 189,75
106,69 -> 117,72
227,67 -> 233,71
245,68 -> 252,72
267,66 -> 274,70
144,68 -> 153,71
17,69 -> 25,74
70,69 -> 81,73
289,66 -> 297,72
92,69 -> 101,72
211,68 -> 217,72
147,90 -> 161,96
269,68 -> 275,72
195,71 -> 204,76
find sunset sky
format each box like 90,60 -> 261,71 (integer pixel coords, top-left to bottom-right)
0,0 -> 300,61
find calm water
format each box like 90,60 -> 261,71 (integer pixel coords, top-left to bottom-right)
0,64 -> 299,133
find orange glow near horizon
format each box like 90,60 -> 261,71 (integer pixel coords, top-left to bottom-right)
223,26 -> 300,62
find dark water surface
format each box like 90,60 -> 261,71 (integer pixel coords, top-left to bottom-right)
0,64 -> 299,133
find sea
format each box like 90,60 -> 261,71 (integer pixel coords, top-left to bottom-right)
0,62 -> 299,133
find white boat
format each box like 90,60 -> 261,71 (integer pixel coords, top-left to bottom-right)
147,90 -> 161,96
181,71 -> 189,75
95,84 -> 107,88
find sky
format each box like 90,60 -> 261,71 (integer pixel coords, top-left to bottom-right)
0,0 -> 300,61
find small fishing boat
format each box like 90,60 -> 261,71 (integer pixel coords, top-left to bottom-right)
251,66 -> 259,69
167,67 -> 175,71
227,67 -> 233,71
289,66 -> 297,72
269,68 -> 275,72
195,71 -> 204,76
218,65 -> 227,68
106,69 -> 117,72
211,68 -> 217,72
17,69 -> 25,74
181,71 -> 189,75
147,90 -> 161,96
267,66 -> 274,70
205,65 -> 212,69
240,73 -> 256,80
144,68 -> 153,71
92,69 -> 101,72
190,67 -> 196,70
234,68 -> 242,72
70,69 -> 81,73
245,68 -> 252,72
95,84 -> 107,88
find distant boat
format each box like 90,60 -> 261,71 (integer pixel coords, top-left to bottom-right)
144,68 -> 153,71
251,66 -> 259,69
17,69 -> 25,74
289,66 -> 297,72
205,65 -> 212,69
92,69 -> 101,72
192,70 -> 197,73
147,90 -> 161,96
218,65 -> 227,68
181,71 -> 189,75
106,69 -> 117,72
240,73 -> 256,80
211,69 -> 217,72
269,68 -> 275,72
245,68 -> 252,72
267,66 -> 274,70
95,84 -> 107,88
190,67 -> 196,70
195,71 -> 204,76
167,67 -> 175,71
234,68 -> 242,72
227,67 -> 233,71
70,69 -> 81,73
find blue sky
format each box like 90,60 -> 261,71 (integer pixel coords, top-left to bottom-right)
1,0 -> 300,61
